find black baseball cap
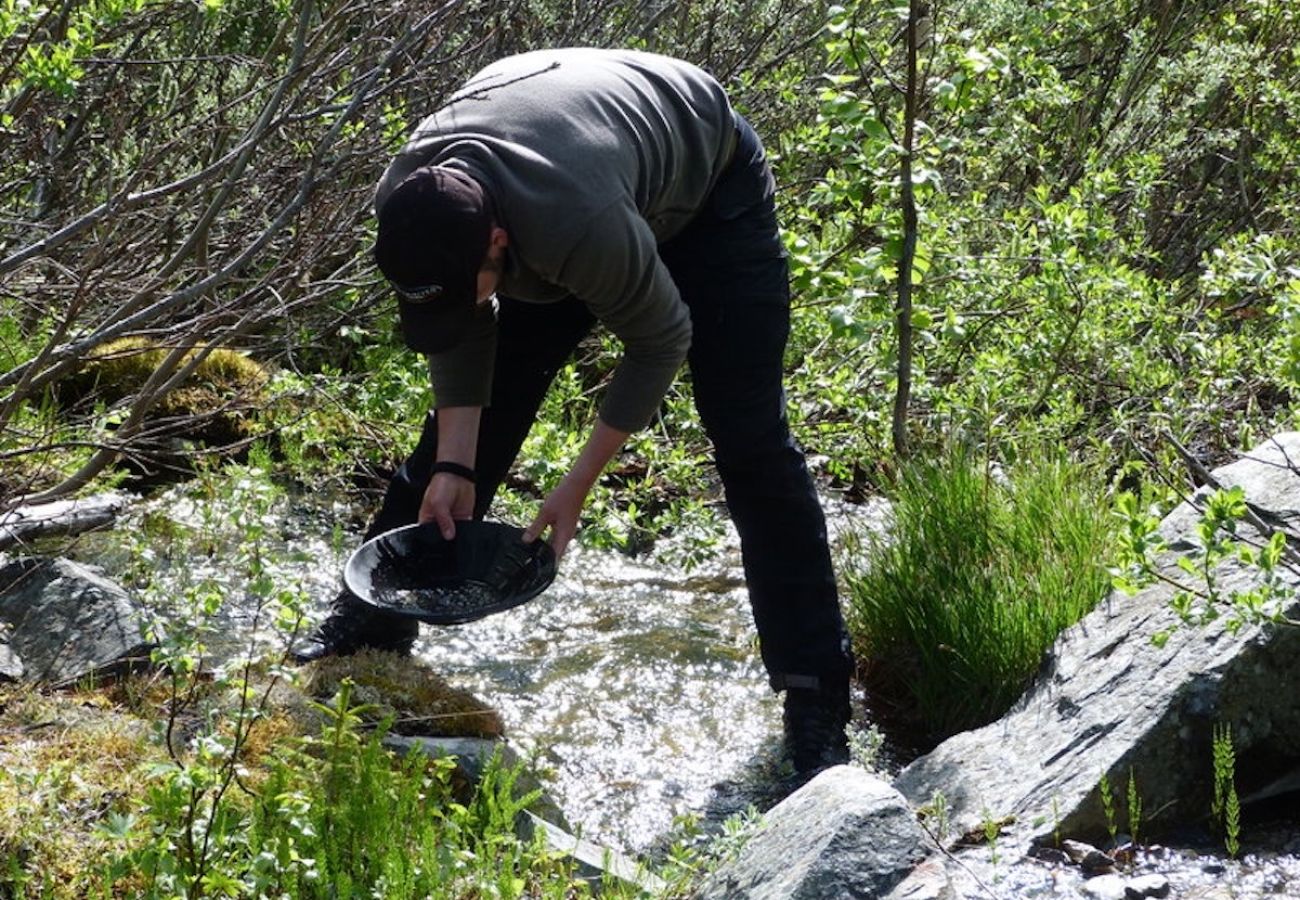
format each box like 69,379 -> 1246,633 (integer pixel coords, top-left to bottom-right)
373,166 -> 494,354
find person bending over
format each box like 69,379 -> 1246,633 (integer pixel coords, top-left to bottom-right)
295,48 -> 854,774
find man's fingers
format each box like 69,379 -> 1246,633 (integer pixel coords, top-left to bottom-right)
523,514 -> 547,545
435,508 -> 457,541
419,473 -> 475,540
549,527 -> 573,561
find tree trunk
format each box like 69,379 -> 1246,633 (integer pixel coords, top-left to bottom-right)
892,0 -> 922,458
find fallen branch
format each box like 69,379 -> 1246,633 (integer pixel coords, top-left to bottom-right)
0,492 -> 130,552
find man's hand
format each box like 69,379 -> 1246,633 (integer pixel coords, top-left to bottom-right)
420,472 -> 475,540
524,475 -> 589,560
419,405 -> 483,540
523,418 -> 631,561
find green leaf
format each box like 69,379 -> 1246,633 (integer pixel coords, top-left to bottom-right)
830,305 -> 859,335
863,118 -> 889,142
964,47 -> 994,75
94,812 -> 136,841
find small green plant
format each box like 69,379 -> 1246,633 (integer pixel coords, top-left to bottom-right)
981,806 -> 1001,868
1113,486 -> 1299,645
1212,723 -> 1242,858
655,807 -> 762,894
706,806 -> 762,867
1127,767 -> 1142,847
846,722 -> 886,773
1099,771 -> 1118,846
1225,785 -> 1242,860
919,791 -> 951,845
1052,795 -> 1063,849
85,470 -> 313,896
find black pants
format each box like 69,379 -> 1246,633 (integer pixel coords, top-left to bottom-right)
366,117 -> 853,689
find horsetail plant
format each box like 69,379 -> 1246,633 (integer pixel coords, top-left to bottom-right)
1127,767 -> 1142,847
1212,724 -> 1241,858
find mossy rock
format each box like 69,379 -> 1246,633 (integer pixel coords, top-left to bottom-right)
61,338 -> 269,431
294,650 -> 504,739
63,335 -> 269,403
58,337 -> 270,447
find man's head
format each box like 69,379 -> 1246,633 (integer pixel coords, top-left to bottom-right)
373,166 -> 504,353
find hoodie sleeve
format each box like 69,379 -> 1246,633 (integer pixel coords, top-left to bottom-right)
554,201 -> 693,433
425,301 -> 499,409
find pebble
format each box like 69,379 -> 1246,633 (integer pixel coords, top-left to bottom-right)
1124,874 -> 1171,898
1180,888 -> 1234,900
1064,839 -> 1117,875
1081,874 -> 1128,900
1031,846 -> 1073,866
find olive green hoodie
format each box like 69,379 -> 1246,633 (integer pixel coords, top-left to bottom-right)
375,48 -> 738,433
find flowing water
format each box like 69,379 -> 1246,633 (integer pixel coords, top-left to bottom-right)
389,495 -> 888,854
77,479 -> 891,857
411,541 -> 787,853
59,480 -> 1300,892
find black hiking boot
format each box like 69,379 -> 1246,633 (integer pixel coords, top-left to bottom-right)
783,676 -> 852,775
289,590 -> 418,663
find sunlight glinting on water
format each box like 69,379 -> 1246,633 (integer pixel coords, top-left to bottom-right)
412,543 -> 785,853
91,487 -> 888,855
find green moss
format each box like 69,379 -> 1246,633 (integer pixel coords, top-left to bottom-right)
56,337 -> 272,451
0,683 -> 161,899
66,337 -> 268,404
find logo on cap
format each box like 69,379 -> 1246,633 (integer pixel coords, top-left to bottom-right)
395,283 -> 445,303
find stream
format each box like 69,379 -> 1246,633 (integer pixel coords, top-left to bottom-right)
73,478 -> 1300,895
79,478 -> 891,857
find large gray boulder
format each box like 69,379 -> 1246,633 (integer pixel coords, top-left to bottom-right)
0,557 -> 156,684
697,766 -> 932,899
895,433 -> 1300,852
0,641 -> 21,681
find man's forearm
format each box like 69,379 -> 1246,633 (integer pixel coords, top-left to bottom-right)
435,406 -> 482,466
570,418 -> 631,492
522,416 -> 632,554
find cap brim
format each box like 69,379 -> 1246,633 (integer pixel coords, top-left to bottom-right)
398,293 -> 476,354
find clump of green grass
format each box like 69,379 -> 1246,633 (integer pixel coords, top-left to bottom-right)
844,444 -> 1113,742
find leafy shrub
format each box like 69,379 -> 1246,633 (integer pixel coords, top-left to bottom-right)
777,0 -> 1300,498
843,444 -> 1114,743
90,682 -> 581,899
